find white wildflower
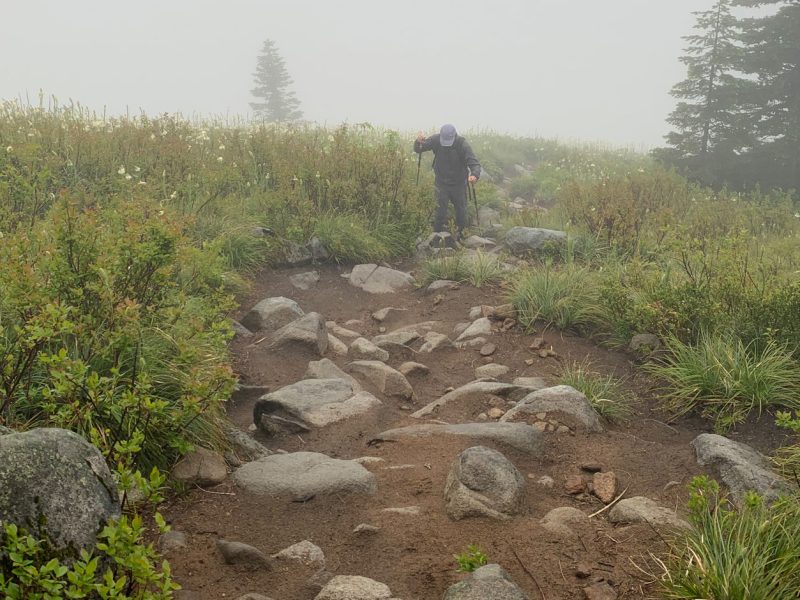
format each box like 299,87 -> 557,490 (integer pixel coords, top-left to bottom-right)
125,174 -> 132,180
137,181 -> 147,185
170,191 -> 177,199
150,133 -> 156,140
218,144 -> 225,150
158,210 -> 165,216
5,146 -> 11,153
217,156 -> 224,162
794,213 -> 800,219
134,166 -> 141,173
118,166 -> 126,175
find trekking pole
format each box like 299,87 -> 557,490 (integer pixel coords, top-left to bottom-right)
415,151 -> 422,186
470,182 -> 479,228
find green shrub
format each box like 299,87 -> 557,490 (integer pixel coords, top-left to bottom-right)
646,332 -> 800,431
775,411 -> 800,479
508,175 -> 539,201
453,544 -> 488,573
660,477 -> 800,600
558,361 -> 635,422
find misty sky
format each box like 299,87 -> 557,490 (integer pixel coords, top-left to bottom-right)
1,0 -> 720,148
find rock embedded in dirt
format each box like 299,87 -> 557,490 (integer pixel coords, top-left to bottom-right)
372,329 -> 419,347
326,322 -> 361,339
540,506 -> 590,537
512,377 -> 548,390
412,380 -> 546,419
453,322 -> 472,337
468,305 -> 483,320
290,271 -> 320,291
284,241 -> 313,266
224,427 -> 272,466
372,422 -> 543,454
536,475 -> 555,488
172,447 -> 228,487
327,334 -> 349,356
305,358 -> 362,392
419,331 -> 453,353
314,575 -> 394,600
381,506 -> 421,515
462,235 -> 497,249
455,336 -> 489,350
241,297 -> 305,333
371,307 -> 406,322
575,563 -> 593,578
443,563 -> 529,600
608,497 -> 690,530
691,433 -> 792,504
234,452 -> 377,498
232,320 -> 253,339
444,446 -> 525,520
216,539 -> 270,569
353,523 -> 380,534
583,581 -> 617,600
475,363 -> 510,379
348,337 -> 390,362
456,317 -> 493,341
346,361 -> 414,400
427,279 -> 460,293
269,312 -> 328,356
501,385 -> 604,433
565,474 -> 587,495
487,407 -> 505,420
349,264 -> 415,294
272,540 -> 325,569
479,343 -> 497,356
580,463 -> 603,473
628,333 -> 661,355
593,471 -> 618,504
398,361 -> 430,377
504,226 -> 567,256
160,530 -> 188,553
235,594 -> 274,600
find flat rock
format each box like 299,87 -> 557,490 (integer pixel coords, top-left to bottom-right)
347,361 -> 414,400
224,427 -> 272,466
412,381 -> 542,419
326,322 -> 361,339
160,530 -> 188,553
444,446 -> 525,520
269,312 -> 328,356
457,318 -> 493,341
234,452 -> 377,497
241,297 -> 304,333
584,582 -> 617,600
371,422 -> 542,454
353,523 -> 380,534
235,595 -> 274,600
504,227 -> 567,256
381,506 -> 420,515
315,575 -> 393,600
372,330 -> 419,347
172,447 -> 228,487
371,307 -> 406,322
232,320 -> 253,339
501,385 -> 603,432
349,264 -> 415,294
608,497 -> 689,530
629,333 -> 661,355
284,241 -> 313,266
691,433 -> 792,503
348,337 -> 390,362
540,506 -> 590,537
216,539 -> 269,568
419,331 -> 453,353
475,364 -> 510,379
462,235 -> 497,250
398,361 -> 430,377
479,343 -> 497,356
512,377 -> 548,390
305,358 -> 362,392
273,540 -> 325,569
427,279 -> 459,293
443,563 -> 529,600
327,334 -> 349,356
254,379 -> 380,431
290,271 -> 320,291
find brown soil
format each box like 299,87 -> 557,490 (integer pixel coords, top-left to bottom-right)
161,262 -> 793,600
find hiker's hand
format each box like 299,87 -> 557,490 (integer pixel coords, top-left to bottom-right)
468,175 -> 478,184
416,132 -> 426,142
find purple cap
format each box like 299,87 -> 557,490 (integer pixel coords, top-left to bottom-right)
440,124 -> 457,147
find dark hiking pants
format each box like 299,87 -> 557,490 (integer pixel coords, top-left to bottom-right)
434,182 -> 468,235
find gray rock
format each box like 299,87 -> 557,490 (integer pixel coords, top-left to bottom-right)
160,530 -> 188,553
540,506 -> 589,536
512,377 -> 548,390
353,523 -> 380,534
443,563 -> 529,600
468,306 -> 484,320
477,207 -> 501,226
584,582 -> 617,600
417,231 -> 455,254
427,279 -> 459,293
462,235 -> 497,250
254,379 -> 380,431
216,539 -> 270,568
608,497 -> 690,529
232,320 -> 253,339
309,236 -> 329,261
453,322 -> 472,337
235,594 -> 274,600
284,241 -> 313,266
172,447 -> 228,486
419,331 -> 453,353
305,358 -> 362,392
326,322 -> 361,339
444,446 -> 525,520
455,337 -> 488,350
0,428 -> 120,551
346,361 -> 414,400
691,433 -> 792,503
629,333 -> 661,355
0,425 -> 12,435
372,330 -> 419,347
269,312 -> 328,355
398,362 -> 430,377
327,334 -> 349,356
504,227 -> 567,256
241,297 -> 304,333
501,385 -> 603,432
371,422 -> 543,454
348,337 -> 390,362
315,575 -> 393,600
349,264 -> 415,294
475,364 -> 510,379
234,452 -> 377,497
381,506 -> 420,515
290,271 -> 320,290
457,318 -> 493,341
273,540 -> 325,569
371,307 -> 407,322
412,381 -> 543,419
224,427 -> 272,465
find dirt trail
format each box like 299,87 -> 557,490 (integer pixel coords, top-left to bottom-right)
161,262 -> 784,600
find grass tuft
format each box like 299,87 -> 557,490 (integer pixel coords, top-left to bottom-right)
558,360 -> 635,422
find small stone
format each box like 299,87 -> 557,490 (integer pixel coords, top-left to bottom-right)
576,563 -> 593,578
487,408 -> 505,420
381,506 -> 420,515
160,530 -> 188,553
538,349 -> 550,358
481,356 -> 494,364
479,343 -> 497,356
475,363 -> 510,379
664,480 -> 681,492
530,337 -> 545,350
477,413 -> 489,421
580,463 -> 603,473
565,475 -> 586,495
525,359 -> 535,366
379,326 -> 386,333
399,362 -> 430,377
216,540 -> 269,569
353,523 -> 380,534
556,425 -> 571,434
593,472 -> 618,504
272,540 -> 325,569
289,271 -> 320,291
536,475 -> 554,488
172,447 -> 227,487
583,581 -> 617,600
316,575 -> 393,600
533,421 -> 547,432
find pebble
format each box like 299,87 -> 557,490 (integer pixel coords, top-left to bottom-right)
479,343 -> 497,356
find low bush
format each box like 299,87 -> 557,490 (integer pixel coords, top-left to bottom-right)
453,544 -> 488,573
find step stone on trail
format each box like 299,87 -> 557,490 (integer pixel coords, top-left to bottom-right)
269,312 -> 328,356
456,317 -> 493,341
398,361 -> 430,377
427,279 -> 460,293
253,379 -> 381,432
475,363 -> 510,379
0,428 -> 121,552
216,539 -> 270,569
411,381 -> 543,419
443,563 -> 529,600
348,337 -> 390,362
272,540 -> 325,570
540,506 -> 590,538
371,329 -> 420,347
290,270 -> 320,291
327,333 -> 349,356
608,497 -> 690,530
314,575 -> 395,600
346,361 -> 414,401
326,321 -> 361,339
371,422 -> 543,454
172,447 -> 228,486
371,307 -> 407,322
691,433 -> 792,504
224,426 -> 272,467
349,264 -> 415,294
241,297 -> 304,333
305,358 -> 362,392
500,385 -> 603,433
444,446 -> 526,520
419,331 -> 454,353
234,452 -> 377,498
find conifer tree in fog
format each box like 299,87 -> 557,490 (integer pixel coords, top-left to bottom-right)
250,39 -> 303,122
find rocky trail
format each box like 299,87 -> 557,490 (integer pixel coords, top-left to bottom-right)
161,245 -> 792,600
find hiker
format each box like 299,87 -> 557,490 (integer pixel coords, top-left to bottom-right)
414,124 -> 482,238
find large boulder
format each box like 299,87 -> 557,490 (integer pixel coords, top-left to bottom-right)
349,264 -> 415,294
443,563 -> 529,600
504,227 -> 566,256
346,361 -> 414,400
240,297 -> 304,333
444,446 -> 525,520
501,385 -> 603,432
234,452 -> 377,498
371,422 -> 543,454
691,433 -> 792,503
0,428 -> 120,551
269,312 -> 328,355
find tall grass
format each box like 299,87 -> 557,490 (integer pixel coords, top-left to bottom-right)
420,251 -> 506,288
558,361 -> 635,422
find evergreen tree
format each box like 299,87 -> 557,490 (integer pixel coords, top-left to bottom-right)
250,39 -> 303,122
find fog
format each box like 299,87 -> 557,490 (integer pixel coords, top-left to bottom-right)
0,0 -> 718,148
